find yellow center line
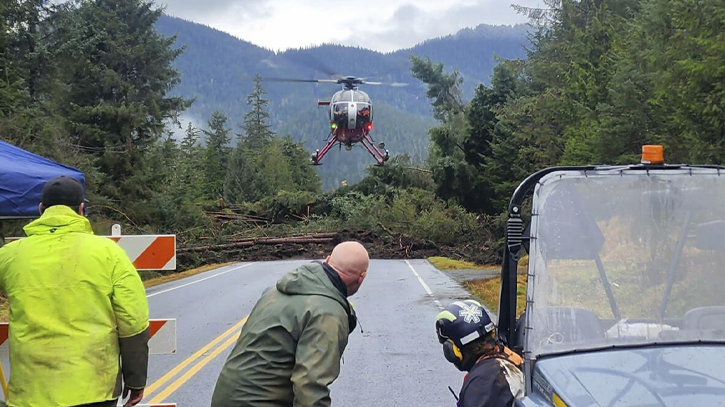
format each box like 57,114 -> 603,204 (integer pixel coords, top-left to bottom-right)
148,329 -> 242,404
143,315 -> 248,397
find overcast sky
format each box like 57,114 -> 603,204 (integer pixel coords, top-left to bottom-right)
155,0 -> 543,53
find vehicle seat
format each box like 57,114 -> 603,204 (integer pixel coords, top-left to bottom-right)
683,306 -> 725,331
535,306 -> 604,344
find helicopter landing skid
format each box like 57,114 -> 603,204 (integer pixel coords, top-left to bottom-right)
311,132 -> 389,165
361,133 -> 389,165
311,134 -> 338,165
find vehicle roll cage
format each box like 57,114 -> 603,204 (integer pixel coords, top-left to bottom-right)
497,163 -> 725,348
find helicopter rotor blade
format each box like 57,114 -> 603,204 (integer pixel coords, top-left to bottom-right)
277,54 -> 344,80
361,81 -> 409,87
261,77 -> 339,84
309,62 -> 345,80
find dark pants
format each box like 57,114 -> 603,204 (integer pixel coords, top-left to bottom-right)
75,401 -> 118,407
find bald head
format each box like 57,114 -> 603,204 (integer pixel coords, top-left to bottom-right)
327,241 -> 369,296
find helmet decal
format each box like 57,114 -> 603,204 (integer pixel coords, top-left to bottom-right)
458,303 -> 484,324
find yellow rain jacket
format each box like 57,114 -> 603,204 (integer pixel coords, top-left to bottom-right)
0,205 -> 149,407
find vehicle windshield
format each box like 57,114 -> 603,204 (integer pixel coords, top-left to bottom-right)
526,168 -> 725,359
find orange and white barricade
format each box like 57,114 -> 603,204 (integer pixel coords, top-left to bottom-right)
109,225 -> 176,271
6,224 -> 176,271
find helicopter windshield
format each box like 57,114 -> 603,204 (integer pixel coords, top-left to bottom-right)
353,91 -> 370,103
331,90 -> 370,104
356,104 -> 372,127
332,90 -> 353,103
330,90 -> 373,129
526,168 -> 725,359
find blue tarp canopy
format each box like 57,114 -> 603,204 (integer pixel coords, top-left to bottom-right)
0,140 -> 86,218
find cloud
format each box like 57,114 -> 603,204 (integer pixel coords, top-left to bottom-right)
158,0 -> 271,19
344,0 -> 541,52
157,0 -> 543,52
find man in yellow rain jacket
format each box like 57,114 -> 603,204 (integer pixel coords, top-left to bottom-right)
0,176 -> 150,407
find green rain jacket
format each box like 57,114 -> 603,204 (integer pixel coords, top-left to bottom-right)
211,262 -> 355,407
0,205 -> 149,407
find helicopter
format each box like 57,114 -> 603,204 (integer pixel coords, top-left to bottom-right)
264,74 -> 408,165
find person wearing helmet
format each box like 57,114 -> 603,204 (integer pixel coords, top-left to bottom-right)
435,300 -> 524,407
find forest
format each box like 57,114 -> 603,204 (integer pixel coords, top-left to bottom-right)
2,0 -> 724,270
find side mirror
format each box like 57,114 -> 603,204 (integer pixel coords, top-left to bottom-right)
695,221 -> 725,251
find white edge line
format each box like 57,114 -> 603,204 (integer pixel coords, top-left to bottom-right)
405,260 -> 444,310
146,263 -> 253,298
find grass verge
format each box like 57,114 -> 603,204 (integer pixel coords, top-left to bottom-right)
465,275 -> 527,316
428,256 -> 485,270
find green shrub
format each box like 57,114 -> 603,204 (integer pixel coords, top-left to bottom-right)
328,191 -> 385,230
253,191 -> 317,222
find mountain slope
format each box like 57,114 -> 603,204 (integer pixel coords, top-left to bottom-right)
394,24 -> 530,98
154,15 -> 529,189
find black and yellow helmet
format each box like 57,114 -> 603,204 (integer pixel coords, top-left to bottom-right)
435,300 -> 495,370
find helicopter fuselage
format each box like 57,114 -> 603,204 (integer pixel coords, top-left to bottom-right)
264,73 -> 392,165
328,88 -> 373,144
309,80 -> 388,165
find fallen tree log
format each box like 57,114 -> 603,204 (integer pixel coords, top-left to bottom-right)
178,236 -> 334,253
228,233 -> 337,243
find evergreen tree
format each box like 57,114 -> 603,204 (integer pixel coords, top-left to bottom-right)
0,1 -> 71,157
180,122 -> 199,158
226,75 -> 278,202
203,111 -> 231,199
224,144 -> 256,203
0,1 -> 24,117
412,55 -> 477,211
410,55 -> 465,121
466,62 -> 523,213
279,135 -> 322,194
632,0 -> 725,164
175,123 -> 204,201
242,74 -> 274,150
259,140 -> 295,196
58,0 -> 191,201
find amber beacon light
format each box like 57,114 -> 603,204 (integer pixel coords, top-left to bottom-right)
641,145 -> 665,165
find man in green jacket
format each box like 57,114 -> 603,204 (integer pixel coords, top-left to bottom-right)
211,241 -> 369,407
0,176 -> 150,407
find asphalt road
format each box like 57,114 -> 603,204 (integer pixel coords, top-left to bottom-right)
140,259 -> 473,406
